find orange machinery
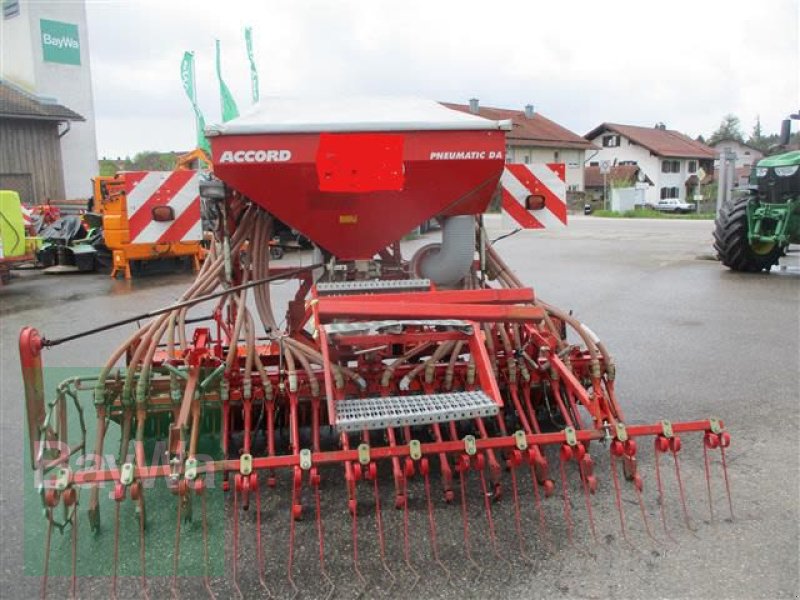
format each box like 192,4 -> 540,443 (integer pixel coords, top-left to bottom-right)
93,150 -> 210,279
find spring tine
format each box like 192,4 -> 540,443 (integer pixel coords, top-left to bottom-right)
399,473 -> 420,589
702,443 -> 715,523
508,463 -> 531,562
719,444 -> 734,520
313,475 -> 336,600
112,498 -> 121,599
172,492 -> 183,600
654,445 -> 677,543
41,508 -> 53,600
671,449 -> 694,531
200,490 -> 216,599
558,456 -> 574,545
287,477 -> 300,600
422,461 -> 450,583
70,502 -> 78,600
634,482 -> 659,544
231,482 -> 243,600
477,464 -> 500,558
137,494 -> 149,600
609,455 -> 631,545
372,473 -> 397,595
527,463 -> 553,552
577,459 -> 598,543
254,476 -> 272,599
457,464 -> 483,579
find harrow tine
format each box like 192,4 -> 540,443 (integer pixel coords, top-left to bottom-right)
111,494 -> 121,599
477,459 -> 501,558
41,508 -> 54,600
200,487 -> 216,599
70,502 -> 78,600
313,473 -> 336,600
508,460 -> 532,563
702,442 -> 715,523
654,440 -> 677,543
527,461 -> 553,552
719,442 -> 734,520
231,482 -> 243,600
577,457 -> 598,544
422,458 -> 451,583
254,475 -> 272,599
287,473 -> 300,600
449,422 -> 483,579
372,470 -> 397,595
609,454 -> 631,546
557,453 -> 575,545
634,480 -> 659,544
671,445 -> 694,531
136,491 -> 149,600
172,489 -> 184,600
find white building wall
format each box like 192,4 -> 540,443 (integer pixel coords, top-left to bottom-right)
508,146 -> 585,191
587,132 -> 703,204
0,0 -> 98,199
711,140 -> 763,169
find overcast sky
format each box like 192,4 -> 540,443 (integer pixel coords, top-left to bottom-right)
86,0 -> 799,158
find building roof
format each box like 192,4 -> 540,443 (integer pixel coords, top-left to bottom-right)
584,164 -> 653,188
442,102 -> 596,150
0,79 -> 85,122
585,122 -> 715,159
709,138 -> 764,153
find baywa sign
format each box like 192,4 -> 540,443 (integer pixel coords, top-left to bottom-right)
40,19 -> 81,66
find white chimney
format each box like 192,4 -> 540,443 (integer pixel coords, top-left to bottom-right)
525,104 -> 535,118
469,98 -> 480,114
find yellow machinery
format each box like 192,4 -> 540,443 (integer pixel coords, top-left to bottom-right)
93,150 -> 210,279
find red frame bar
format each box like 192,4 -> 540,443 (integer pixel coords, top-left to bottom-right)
316,299 -> 545,323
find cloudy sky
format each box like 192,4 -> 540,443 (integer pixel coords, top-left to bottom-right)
85,0 -> 799,158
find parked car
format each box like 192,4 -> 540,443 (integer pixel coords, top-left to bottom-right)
654,199 -> 694,214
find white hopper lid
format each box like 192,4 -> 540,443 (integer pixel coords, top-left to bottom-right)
205,96 -> 512,135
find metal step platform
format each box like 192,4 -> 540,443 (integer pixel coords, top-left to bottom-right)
335,390 -> 499,432
316,278 -> 431,296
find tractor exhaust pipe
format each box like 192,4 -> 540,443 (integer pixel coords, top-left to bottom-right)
415,216 -> 475,286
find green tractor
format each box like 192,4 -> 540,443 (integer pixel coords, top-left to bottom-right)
714,118 -> 800,272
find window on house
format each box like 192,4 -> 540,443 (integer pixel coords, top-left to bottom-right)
2,0 -> 19,18
619,160 -> 637,166
662,160 -> 680,173
554,151 -> 560,162
687,160 -> 697,173
589,161 -> 599,167
523,155 -> 530,164
660,187 -> 679,200
602,135 -> 620,148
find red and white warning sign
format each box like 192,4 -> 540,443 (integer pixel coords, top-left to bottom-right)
500,163 -> 567,229
124,171 -> 202,244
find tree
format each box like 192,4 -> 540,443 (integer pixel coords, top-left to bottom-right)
748,115 -> 769,152
708,114 -> 745,145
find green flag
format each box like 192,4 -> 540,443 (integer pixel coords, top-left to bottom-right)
215,39 -> 239,122
244,27 -> 259,104
179,51 -> 211,154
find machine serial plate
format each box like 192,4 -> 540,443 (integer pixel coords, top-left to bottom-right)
335,391 -> 499,432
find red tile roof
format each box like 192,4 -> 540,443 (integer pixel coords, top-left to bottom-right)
442,103 -> 596,150
585,123 -> 715,159
584,165 -> 652,188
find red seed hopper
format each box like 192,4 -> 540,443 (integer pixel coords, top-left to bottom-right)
21,96 -> 732,598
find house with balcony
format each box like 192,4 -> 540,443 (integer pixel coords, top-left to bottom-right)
444,100 -> 597,192
584,123 -> 716,205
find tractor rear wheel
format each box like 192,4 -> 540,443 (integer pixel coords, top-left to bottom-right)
713,194 -> 783,272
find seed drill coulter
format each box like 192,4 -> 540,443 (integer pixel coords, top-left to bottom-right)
21,98 -> 733,597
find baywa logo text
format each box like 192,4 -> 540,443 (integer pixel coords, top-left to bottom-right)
220,149 -> 292,163
42,33 -> 79,49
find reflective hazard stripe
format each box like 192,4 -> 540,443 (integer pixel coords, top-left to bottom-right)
500,163 -> 568,229
124,171 -> 202,244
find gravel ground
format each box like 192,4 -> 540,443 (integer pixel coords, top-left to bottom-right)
1,215 -> 798,599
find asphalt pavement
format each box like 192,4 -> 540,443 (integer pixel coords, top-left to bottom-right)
1,215 -> 798,599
